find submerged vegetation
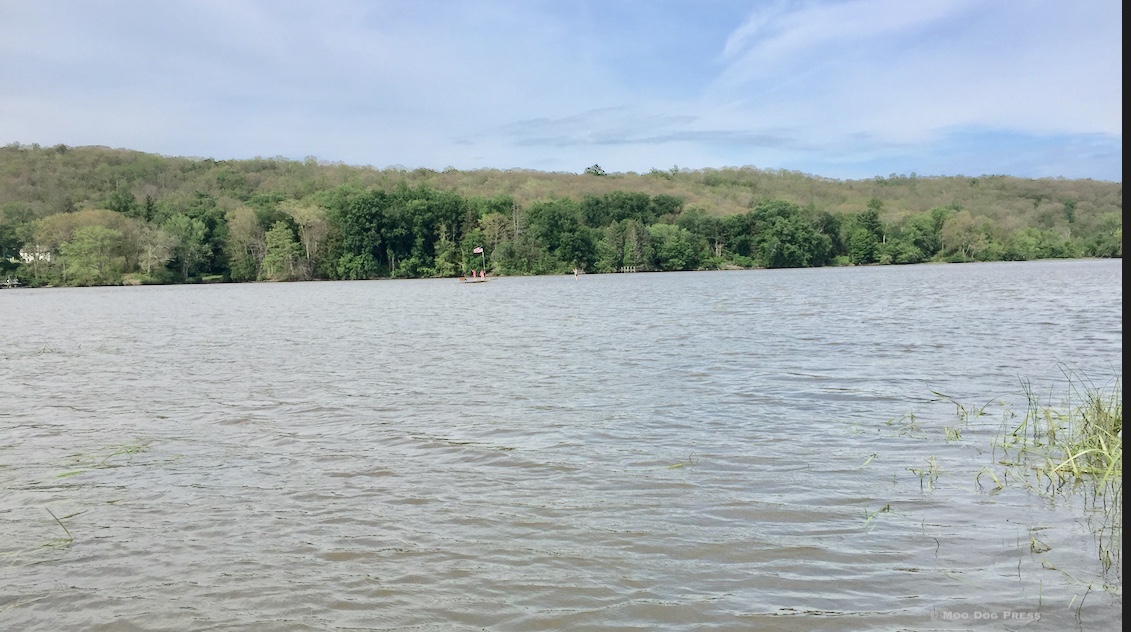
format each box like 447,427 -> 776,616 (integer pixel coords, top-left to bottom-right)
0,143 -> 1121,286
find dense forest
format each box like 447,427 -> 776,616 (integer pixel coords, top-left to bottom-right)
0,143 -> 1121,286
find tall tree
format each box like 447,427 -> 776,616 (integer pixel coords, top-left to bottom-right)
260,221 -> 303,280
106,183 -> 140,218
164,214 -> 210,280
280,200 -> 329,274
224,206 -> 265,281
59,225 -> 121,285
139,225 -> 178,276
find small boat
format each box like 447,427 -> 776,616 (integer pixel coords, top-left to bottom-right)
461,246 -> 491,283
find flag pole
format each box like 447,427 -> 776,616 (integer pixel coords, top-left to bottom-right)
472,245 -> 485,277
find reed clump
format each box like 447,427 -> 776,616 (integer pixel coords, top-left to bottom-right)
993,374 -> 1122,585
1005,377 -> 1122,486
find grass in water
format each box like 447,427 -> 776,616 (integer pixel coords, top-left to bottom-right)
909,456 -> 943,491
43,508 -> 74,548
998,375 -> 1122,490
987,372 -> 1122,589
55,441 -> 151,479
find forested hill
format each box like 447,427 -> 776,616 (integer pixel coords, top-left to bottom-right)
0,143 -> 1122,286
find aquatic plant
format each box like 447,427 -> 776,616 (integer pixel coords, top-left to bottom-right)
909,456 -> 943,491
1000,376 -> 1122,487
43,508 -> 74,548
987,374 -> 1122,589
864,503 -> 892,531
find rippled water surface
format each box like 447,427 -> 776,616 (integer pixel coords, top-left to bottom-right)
1,260 -> 1122,630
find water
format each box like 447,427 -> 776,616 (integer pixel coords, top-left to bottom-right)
0,259 -> 1122,630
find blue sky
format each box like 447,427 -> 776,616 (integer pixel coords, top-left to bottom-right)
0,0 -> 1122,180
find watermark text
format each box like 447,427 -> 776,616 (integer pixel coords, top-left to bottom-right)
931,609 -> 1041,622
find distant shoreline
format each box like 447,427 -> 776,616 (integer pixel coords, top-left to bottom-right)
1,145 -> 1121,289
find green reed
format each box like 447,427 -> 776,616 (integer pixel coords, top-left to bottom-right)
1003,376 -> 1122,486
990,373 -> 1122,586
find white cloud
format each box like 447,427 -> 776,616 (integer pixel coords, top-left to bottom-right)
708,0 -> 1122,142
0,0 -> 1121,179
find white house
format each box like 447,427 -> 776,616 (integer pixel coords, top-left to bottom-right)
18,246 -> 53,263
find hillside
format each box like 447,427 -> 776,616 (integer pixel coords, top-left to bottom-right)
0,143 -> 1122,285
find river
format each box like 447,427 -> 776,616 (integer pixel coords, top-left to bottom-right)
0,259 -> 1122,630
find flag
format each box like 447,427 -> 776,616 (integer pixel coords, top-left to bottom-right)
473,246 -> 484,254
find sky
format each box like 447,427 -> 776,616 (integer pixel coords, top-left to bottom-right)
0,0 -> 1122,180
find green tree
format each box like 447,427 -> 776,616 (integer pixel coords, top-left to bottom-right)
813,211 -> 844,258
479,212 -> 511,251
580,195 -> 611,228
0,202 -> 32,274
650,194 -> 684,220
1004,227 -> 1076,260
648,223 -> 701,271
595,221 -> 627,272
177,192 -> 230,275
1085,213 -> 1122,257
431,223 -> 460,277
621,219 -> 653,270
877,237 -> 926,264
224,206 -> 265,281
140,224 -> 179,277
335,253 -> 378,280
106,183 -> 140,219
326,188 -> 388,279
493,233 -> 557,275
900,211 -> 944,259
280,200 -> 329,276
848,227 -> 879,264
758,214 -> 831,268
1062,199 -> 1077,224
606,191 -> 655,224
59,225 -> 121,285
526,198 -> 594,271
736,200 -> 833,268
260,221 -> 303,280
164,214 -> 210,280
940,210 -> 988,260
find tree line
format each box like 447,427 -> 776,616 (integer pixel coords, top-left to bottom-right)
0,144 -> 1121,286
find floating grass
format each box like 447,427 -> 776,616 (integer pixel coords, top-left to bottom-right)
43,508 -> 74,548
666,453 -> 698,469
864,503 -> 892,531
98,442 -> 148,466
57,441 -> 150,477
908,456 -> 943,491
885,412 -> 923,437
